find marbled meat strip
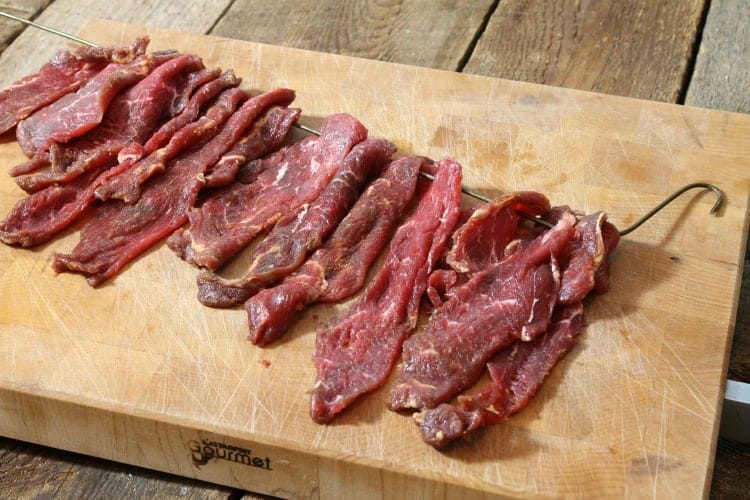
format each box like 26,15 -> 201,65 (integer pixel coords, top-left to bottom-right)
246,155 -> 423,346
52,88 -> 295,286
14,54 -> 206,194
310,158 -> 462,423
202,106 -> 300,189
0,37 -> 148,135
93,70 -> 244,204
14,50 -> 176,163
387,211 -> 577,412
416,302 -> 584,447
446,191 -> 551,273
167,113 -> 368,271
197,137 -> 396,308
0,55 -> 211,247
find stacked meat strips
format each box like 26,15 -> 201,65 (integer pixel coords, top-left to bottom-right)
0,39 -> 620,448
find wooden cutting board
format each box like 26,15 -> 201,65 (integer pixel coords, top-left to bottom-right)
1,20 -> 748,499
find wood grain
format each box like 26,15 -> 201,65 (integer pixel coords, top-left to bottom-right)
0,0 -> 234,87
463,0 -> 706,102
0,437 -> 239,499
211,0 -> 495,70
0,0 -> 52,51
685,0 -> 750,114
710,438 -> 750,500
0,20 -> 748,499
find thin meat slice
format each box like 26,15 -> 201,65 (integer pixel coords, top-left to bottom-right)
425,192 -> 551,308
13,54 -> 205,194
168,113 -> 368,271
387,211 -> 576,412
93,71 -> 244,204
203,106 -> 301,188
15,50 -> 176,161
52,88 -> 296,285
446,192 -> 551,273
0,56 -> 210,246
197,137 -> 396,308
0,37 -> 148,135
310,158 -> 462,424
416,303 -> 584,447
246,155 -> 423,346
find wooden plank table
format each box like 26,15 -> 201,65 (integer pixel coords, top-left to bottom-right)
0,1 -> 747,498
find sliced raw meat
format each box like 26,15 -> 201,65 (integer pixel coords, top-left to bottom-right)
13,54 -> 205,194
310,158 -> 462,424
387,211 -> 576,412
246,155 -> 423,346
0,56 -> 214,246
446,192 -> 551,273
197,137 -> 395,308
168,113 -> 368,271
202,106 -> 301,188
93,71 -> 244,203
0,37 -> 148,135
416,302 -> 584,447
15,50 -> 176,161
52,88 -> 296,285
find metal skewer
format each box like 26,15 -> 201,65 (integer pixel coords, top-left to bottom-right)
0,12 -> 725,236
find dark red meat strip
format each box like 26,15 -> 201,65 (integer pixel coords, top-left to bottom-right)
387,211 -> 576,412
93,71 -> 244,204
52,88 -> 295,285
416,302 -> 584,447
14,50 -> 175,161
13,54 -> 204,194
446,192 -> 551,273
197,137 -> 395,308
310,158 -> 462,424
0,37 -> 148,135
167,113 -> 367,271
245,155 -> 423,346
0,55 -> 211,247
202,106 -> 301,188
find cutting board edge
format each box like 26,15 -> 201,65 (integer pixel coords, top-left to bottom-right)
0,384 -> 523,499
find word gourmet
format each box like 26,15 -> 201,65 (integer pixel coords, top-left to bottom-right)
188,439 -> 273,470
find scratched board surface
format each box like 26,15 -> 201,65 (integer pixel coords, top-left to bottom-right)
0,20 -> 748,499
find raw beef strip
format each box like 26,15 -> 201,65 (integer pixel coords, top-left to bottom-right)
310,158 -> 462,423
425,192 -> 551,308
197,137 -> 395,308
15,50 -> 176,160
202,105 -> 300,188
416,303 -> 584,447
387,211 -> 576,412
93,71 -> 244,203
168,113 -> 368,271
52,88 -> 296,285
246,155 -> 423,346
13,54 -> 205,194
0,37 -> 148,135
0,56 -> 210,246
446,191 -> 551,273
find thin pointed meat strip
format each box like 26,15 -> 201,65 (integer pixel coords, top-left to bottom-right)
387,211 -> 576,412
0,37 -> 148,135
94,69 -> 242,203
245,155 -> 423,347
53,88 -> 296,286
416,302 -> 584,448
14,50 -> 176,162
167,113 -> 368,271
0,56 -> 212,247
310,158 -> 462,424
196,137 -> 396,308
12,53 -> 198,194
